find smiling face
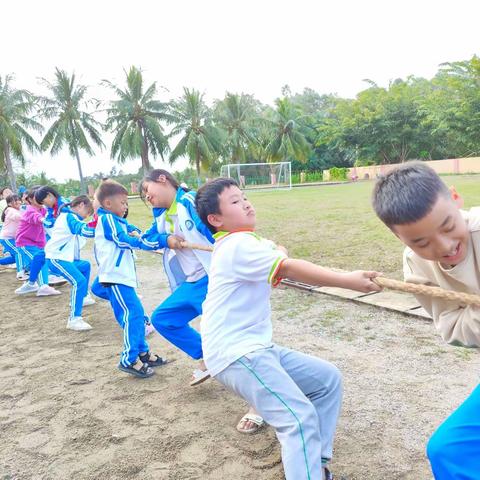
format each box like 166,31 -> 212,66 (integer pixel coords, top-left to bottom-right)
207,185 -> 256,232
392,194 -> 469,267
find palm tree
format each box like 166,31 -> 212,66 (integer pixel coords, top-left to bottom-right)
214,92 -> 258,163
168,88 -> 224,184
103,66 -> 170,174
0,75 -> 42,192
265,98 -> 312,163
39,68 -> 104,194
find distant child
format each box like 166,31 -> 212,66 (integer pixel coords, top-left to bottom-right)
94,180 -> 173,378
0,194 -> 25,278
372,161 -> 480,480
35,186 -> 68,236
33,186 -> 68,286
195,178 -> 381,480
45,195 -> 96,331
15,188 -> 61,297
0,187 -> 13,224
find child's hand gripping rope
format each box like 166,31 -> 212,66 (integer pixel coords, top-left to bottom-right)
153,242 -> 480,306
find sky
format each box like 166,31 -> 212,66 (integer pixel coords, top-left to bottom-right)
2,0 -> 479,182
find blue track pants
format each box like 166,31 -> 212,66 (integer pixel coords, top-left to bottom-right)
29,250 -> 46,283
151,275 -> 208,360
49,259 -> 91,318
19,246 -> 48,285
106,284 -> 149,367
427,383 -> 480,479
91,276 -> 109,300
0,239 -> 23,271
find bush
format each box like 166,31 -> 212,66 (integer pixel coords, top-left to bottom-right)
329,167 -> 348,181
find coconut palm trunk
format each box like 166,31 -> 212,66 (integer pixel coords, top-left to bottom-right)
195,151 -> 201,186
3,141 -> 17,192
140,121 -> 151,173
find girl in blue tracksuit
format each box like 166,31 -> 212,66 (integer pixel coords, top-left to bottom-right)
45,195 -> 96,331
94,180 -> 171,378
32,186 -> 69,285
140,170 -> 215,386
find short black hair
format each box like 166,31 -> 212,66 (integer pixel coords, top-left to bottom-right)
34,186 -> 60,205
372,161 -> 450,227
195,178 -> 239,233
96,180 -> 128,206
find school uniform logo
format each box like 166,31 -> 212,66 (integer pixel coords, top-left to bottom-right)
185,220 -> 194,231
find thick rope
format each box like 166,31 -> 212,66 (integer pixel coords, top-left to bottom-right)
373,277 -> 480,307
169,242 -> 480,306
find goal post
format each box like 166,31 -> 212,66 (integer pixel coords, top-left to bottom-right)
220,162 -> 292,190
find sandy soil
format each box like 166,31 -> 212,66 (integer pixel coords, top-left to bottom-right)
1,252 -> 479,480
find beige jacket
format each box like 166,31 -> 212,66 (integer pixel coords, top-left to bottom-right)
403,208 -> 480,347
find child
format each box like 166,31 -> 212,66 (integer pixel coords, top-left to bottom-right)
45,195 -> 96,331
140,169 -> 214,386
372,161 -> 480,480
33,186 -> 68,286
141,169 -> 263,432
0,194 -> 25,278
195,178 -> 381,480
15,188 -> 61,296
35,186 -> 68,235
94,180 -> 173,378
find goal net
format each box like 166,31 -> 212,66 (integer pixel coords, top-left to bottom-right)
220,162 -> 291,190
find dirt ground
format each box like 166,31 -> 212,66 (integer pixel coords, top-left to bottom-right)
1,252 -> 479,480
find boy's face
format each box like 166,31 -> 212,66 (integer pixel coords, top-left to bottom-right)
103,194 -> 129,218
208,185 -> 256,232
392,193 -> 468,267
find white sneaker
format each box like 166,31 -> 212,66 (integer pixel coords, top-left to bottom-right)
48,275 -> 67,286
15,281 -> 39,295
67,317 -> 92,331
16,271 -> 29,281
6,263 -> 16,269
37,285 -> 62,296
82,294 -> 96,306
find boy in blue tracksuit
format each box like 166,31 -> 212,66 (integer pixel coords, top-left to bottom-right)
45,195 -> 96,331
94,180 -> 180,378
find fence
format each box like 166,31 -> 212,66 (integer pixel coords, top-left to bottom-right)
323,157 -> 480,181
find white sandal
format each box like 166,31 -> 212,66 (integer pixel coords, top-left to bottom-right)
236,413 -> 265,434
189,369 -> 211,386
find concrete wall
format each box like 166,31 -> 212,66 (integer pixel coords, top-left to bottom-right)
323,157 -> 480,180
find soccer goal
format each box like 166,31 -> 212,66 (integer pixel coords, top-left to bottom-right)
220,162 -> 292,190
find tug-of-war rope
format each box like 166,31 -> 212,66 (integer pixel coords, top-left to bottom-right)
177,241 -> 480,307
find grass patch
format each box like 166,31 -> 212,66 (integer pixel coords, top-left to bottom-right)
126,175 -> 480,279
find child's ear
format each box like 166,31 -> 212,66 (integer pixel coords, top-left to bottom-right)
207,213 -> 223,229
449,186 -> 464,208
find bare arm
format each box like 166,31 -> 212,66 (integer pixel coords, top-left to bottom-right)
277,258 -> 381,293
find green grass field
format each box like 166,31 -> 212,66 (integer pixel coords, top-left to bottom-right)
127,175 -> 480,279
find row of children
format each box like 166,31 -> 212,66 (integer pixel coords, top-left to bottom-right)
2,161 -> 478,479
